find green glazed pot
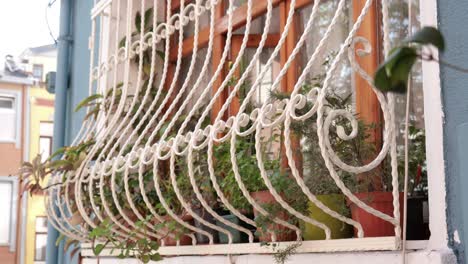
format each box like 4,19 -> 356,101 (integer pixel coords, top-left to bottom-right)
302,194 -> 353,240
216,214 -> 242,244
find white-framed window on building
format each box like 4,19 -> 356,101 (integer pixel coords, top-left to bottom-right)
33,64 -> 44,81
0,95 -> 17,142
0,177 -> 19,251
39,122 -> 54,162
34,216 -> 48,263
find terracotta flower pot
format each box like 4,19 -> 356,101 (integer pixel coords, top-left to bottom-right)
68,211 -> 84,226
250,190 -> 296,242
160,214 -> 194,246
348,192 -> 404,237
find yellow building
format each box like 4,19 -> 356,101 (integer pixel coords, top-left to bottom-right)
20,44 -> 57,264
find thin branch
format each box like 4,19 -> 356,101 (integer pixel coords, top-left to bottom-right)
421,53 -> 468,74
41,182 -> 65,190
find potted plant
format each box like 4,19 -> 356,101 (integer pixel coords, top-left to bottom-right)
334,116 -> 402,238
300,109 -> 354,240
217,132 -> 308,242
156,163 -> 195,246
177,150 -> 221,245
250,166 -> 308,242
215,140 -> 256,243
345,124 -> 428,238
267,73 -> 355,240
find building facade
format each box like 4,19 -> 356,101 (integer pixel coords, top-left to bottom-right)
0,57 -> 33,264
21,45 -> 57,264
0,44 -> 56,264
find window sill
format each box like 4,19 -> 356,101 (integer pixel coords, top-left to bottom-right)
81,243 -> 455,264
0,139 -> 17,144
81,239 -> 449,264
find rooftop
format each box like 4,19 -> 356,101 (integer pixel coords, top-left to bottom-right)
0,55 -> 34,85
20,43 -> 57,58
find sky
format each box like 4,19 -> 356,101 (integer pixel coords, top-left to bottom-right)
0,0 -> 60,64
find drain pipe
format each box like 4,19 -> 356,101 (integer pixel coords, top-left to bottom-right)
46,0 -> 72,263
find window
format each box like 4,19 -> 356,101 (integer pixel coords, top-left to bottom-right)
39,137 -> 52,162
39,122 -> 54,162
34,217 -> 48,262
0,178 -> 18,248
33,64 -> 44,81
71,0 -> 437,258
0,95 -> 17,142
0,182 -> 13,244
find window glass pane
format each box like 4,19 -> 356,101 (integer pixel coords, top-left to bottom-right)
0,95 -> 16,141
382,0 -> 427,195
0,182 -> 13,244
39,137 -> 52,162
33,64 -> 44,79
35,217 -> 48,233
297,1 -> 352,98
34,234 -> 48,261
0,97 -> 14,109
241,48 -> 280,105
39,122 -> 54,137
232,5 -> 281,34
388,0 -> 425,142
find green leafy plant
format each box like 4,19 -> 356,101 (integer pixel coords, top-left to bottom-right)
265,242 -> 302,264
374,26 -> 445,93
18,140 -> 95,196
397,126 -> 427,196
90,217 -> 162,263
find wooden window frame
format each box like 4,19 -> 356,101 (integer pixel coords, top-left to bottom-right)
169,0 -> 383,179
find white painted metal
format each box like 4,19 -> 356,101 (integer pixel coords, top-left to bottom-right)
419,0 -> 450,251
91,0 -> 112,19
81,237 -> 401,256
44,0 -> 439,256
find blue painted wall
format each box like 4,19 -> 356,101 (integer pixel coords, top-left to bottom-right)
61,0 -> 93,263
46,0 -> 93,263
66,0 -> 93,143
438,0 -> 468,263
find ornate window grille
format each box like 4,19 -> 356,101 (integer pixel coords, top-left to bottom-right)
46,0 -> 423,255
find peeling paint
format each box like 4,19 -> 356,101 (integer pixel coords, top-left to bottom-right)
454,230 -> 461,244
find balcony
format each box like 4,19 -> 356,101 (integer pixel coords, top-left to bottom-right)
37,0 -> 453,263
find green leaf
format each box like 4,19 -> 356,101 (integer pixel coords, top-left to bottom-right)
406,26 -> 445,51
48,160 -> 73,170
75,94 -> 103,112
48,147 -> 67,161
93,244 -> 106,256
141,255 -> 150,263
150,254 -> 163,261
119,37 -> 127,49
56,233 -> 66,246
157,50 -> 165,60
374,47 -> 418,93
135,11 -> 142,32
135,8 -> 153,33
149,241 -> 159,250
